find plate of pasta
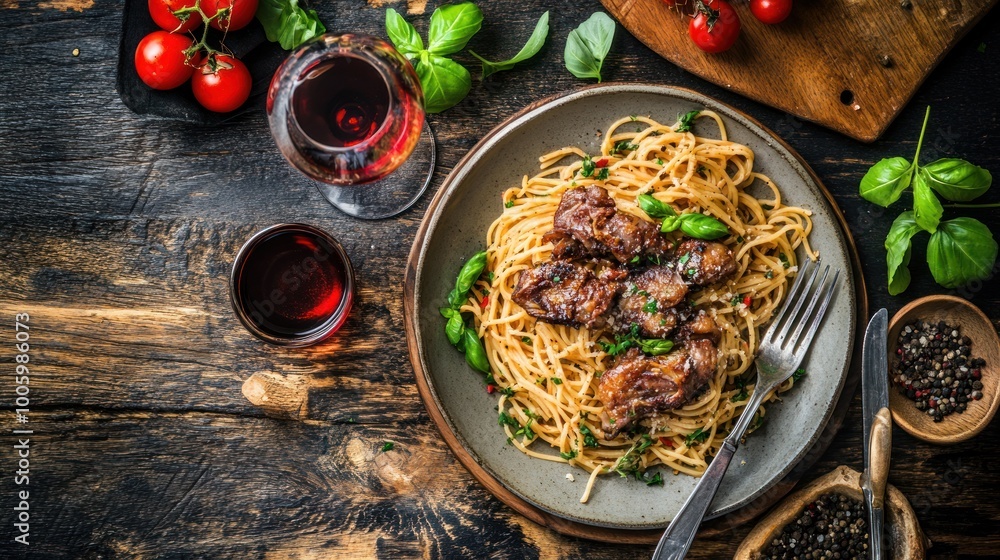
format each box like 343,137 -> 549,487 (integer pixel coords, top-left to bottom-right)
404,84 -> 863,537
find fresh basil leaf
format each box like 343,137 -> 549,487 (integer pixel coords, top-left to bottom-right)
564,12 -> 615,81
637,194 -> 676,219
440,307 -> 457,318
470,11 -> 549,78
660,214 -> 682,233
448,250 -> 488,308
417,53 -> 472,114
639,339 -> 673,356
912,173 -> 944,233
446,312 -> 465,347
256,0 -> 326,50
678,213 -> 729,240
858,157 -> 913,207
884,211 -> 921,296
385,8 -> 423,60
927,217 -> 998,289
920,158 -> 992,202
462,328 -> 491,374
427,2 -> 483,56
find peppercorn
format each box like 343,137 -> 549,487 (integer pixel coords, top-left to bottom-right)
761,493 -> 872,560
892,320 -> 988,422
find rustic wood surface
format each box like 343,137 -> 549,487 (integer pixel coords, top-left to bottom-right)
0,0 -> 998,558
602,0 -> 1000,142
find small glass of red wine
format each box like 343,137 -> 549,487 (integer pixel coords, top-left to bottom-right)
230,223 -> 354,346
267,34 -> 435,220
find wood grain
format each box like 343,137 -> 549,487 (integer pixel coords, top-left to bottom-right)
601,0 -> 999,142
0,0 -> 999,557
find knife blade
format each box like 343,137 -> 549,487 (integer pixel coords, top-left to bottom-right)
861,308 -> 891,560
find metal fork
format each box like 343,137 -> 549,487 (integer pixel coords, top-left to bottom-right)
652,259 -> 841,560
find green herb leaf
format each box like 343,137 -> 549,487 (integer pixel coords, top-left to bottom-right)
912,172 -> 944,233
676,110 -> 700,132
385,8 -> 423,59
499,386 -> 515,397
256,0 -> 326,50
504,199 -> 514,208
462,328 -> 491,374
498,411 -> 520,428
884,211 -> 922,295
427,2 -> 483,56
677,213 -> 729,240
381,441 -> 395,452
920,158 -> 992,202
642,300 -> 658,313
660,214 -> 682,233
638,339 -> 673,356
448,251 -> 488,309
551,377 -> 563,385
612,434 -> 654,478
859,157 -> 914,207
563,12 -> 615,81
560,449 -> 578,460
470,11 -> 549,78
637,194 -> 676,219
417,53 -> 472,114
642,471 -> 664,486
445,312 -> 465,347
684,427 -> 709,446
792,368 -> 806,382
597,167 -> 610,181
579,423 -> 599,448
613,140 -> 639,154
926,217 -> 999,289
440,307 -> 457,318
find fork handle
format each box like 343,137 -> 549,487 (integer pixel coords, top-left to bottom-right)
652,439 -> 737,560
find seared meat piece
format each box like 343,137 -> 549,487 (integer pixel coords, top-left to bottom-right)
549,186 -> 672,263
674,309 -> 723,345
512,261 -> 621,329
674,239 -> 738,286
597,340 -> 719,438
610,266 -> 689,339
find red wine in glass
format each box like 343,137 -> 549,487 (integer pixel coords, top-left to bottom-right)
230,224 -> 354,346
267,34 -> 435,219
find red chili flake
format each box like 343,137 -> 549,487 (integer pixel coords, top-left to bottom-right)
486,384 -> 496,394
658,437 -> 675,448
595,158 -> 609,168
743,295 -> 752,307
479,295 -> 490,309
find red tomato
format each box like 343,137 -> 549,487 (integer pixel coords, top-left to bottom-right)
202,0 -> 258,31
192,55 -> 252,112
689,0 -> 740,53
134,31 -> 195,90
750,0 -> 793,24
147,0 -> 201,33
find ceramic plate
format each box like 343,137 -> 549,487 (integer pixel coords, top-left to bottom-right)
405,85 -> 859,533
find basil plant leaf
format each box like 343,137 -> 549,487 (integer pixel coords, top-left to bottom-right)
920,158 -> 993,202
564,12 -> 615,81
678,213 -> 729,240
462,329 -> 491,374
660,214 -> 682,233
912,173 -> 944,233
858,157 -> 913,207
446,249 -> 487,307
427,1 -> 483,56
884,211 -> 921,296
385,8 -> 423,60
926,217 -> 998,289
639,339 -> 673,356
445,312 -> 465,348
637,194 -> 676,219
257,0 -> 326,50
470,12 -> 549,79
417,53 -> 472,114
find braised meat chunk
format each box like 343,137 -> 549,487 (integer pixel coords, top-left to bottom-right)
597,340 -> 719,438
511,261 -> 621,329
674,308 -> 723,345
549,186 -> 672,263
610,266 -> 689,339
674,239 -> 738,286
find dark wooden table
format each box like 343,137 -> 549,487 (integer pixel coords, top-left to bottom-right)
1,1 -> 998,557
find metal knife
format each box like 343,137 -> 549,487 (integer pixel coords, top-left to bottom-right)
861,308 -> 892,560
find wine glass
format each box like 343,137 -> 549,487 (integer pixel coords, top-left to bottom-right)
267,34 -> 435,220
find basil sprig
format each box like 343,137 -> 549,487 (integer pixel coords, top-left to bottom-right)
385,3 -> 483,113
470,12 -> 549,78
440,251 -> 491,375
858,106 -> 997,294
564,12 -> 615,82
256,0 -> 326,50
637,193 -> 728,240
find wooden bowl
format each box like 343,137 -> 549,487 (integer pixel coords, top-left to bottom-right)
734,466 -> 928,559
887,295 -> 1000,444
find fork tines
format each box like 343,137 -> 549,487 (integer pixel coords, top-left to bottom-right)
761,259 -> 841,355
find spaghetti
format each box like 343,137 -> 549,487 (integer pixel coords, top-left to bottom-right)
464,112 -> 816,502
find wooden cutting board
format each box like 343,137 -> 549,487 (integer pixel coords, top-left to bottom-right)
601,0 -> 997,142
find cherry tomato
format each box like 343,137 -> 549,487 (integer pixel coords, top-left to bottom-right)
147,0 -> 201,33
192,55 -> 252,112
202,0 -> 258,32
134,31 -> 195,90
689,0 -> 740,53
750,0 -> 793,24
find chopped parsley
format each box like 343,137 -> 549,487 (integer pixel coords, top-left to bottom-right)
552,275 -> 562,283
736,235 -> 745,243
597,167 -> 610,181
779,253 -> 790,269
696,165 -> 707,176
730,374 -> 749,403
630,255 -> 641,264
684,427 -> 709,446
641,471 -> 664,486
612,434 -> 655,480
560,450 -> 578,460
765,270 -> 774,279
731,295 -> 741,306
551,377 -> 563,385
676,110 -> 700,132
613,140 -> 639,154
505,200 -> 514,208
687,268 -> 697,276
642,300 -> 658,314
381,441 -> 395,452
579,423 -> 599,448
678,252 -> 691,265
580,156 -> 595,178
487,271 -> 495,283
499,386 -> 516,397
629,114 -> 638,121
522,336 -> 532,345
498,411 -> 520,429
656,158 -> 664,166
793,368 -> 807,382
516,419 -> 536,440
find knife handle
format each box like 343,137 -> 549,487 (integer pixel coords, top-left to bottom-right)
868,407 -> 892,508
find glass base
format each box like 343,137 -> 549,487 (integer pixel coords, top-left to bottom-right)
315,121 -> 436,220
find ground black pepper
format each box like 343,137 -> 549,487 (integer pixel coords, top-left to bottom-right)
892,320 -> 986,422
760,493 -> 870,560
